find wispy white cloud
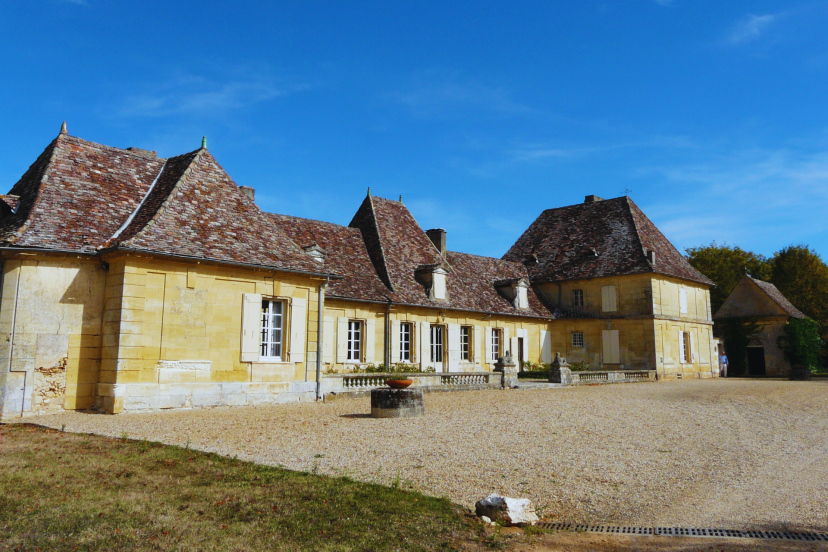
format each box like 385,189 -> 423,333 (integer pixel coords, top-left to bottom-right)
116,71 -> 311,118
388,75 -> 537,118
637,147 -> 828,254
726,13 -> 779,44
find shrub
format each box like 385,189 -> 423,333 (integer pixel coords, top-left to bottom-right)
778,317 -> 823,370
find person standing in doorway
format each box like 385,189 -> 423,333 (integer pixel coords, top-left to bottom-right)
719,351 -> 729,378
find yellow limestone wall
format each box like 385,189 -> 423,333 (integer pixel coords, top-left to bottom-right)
322,299 -> 550,372
0,254 -> 106,419
96,254 -> 322,413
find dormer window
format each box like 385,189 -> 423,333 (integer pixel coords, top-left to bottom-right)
302,244 -> 326,264
415,265 -> 449,301
494,278 -> 530,309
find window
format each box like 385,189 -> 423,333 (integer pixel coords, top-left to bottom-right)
491,329 -> 501,361
430,325 -> 444,362
571,331 -> 584,348
433,271 -> 447,300
679,331 -> 692,363
573,289 -> 584,308
679,288 -> 688,315
601,286 -> 617,312
347,320 -> 362,361
260,300 -> 284,360
400,322 -> 412,362
460,326 -> 471,360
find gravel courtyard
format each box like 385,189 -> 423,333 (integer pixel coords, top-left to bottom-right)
27,379 -> 828,532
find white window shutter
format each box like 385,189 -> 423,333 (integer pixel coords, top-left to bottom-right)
473,325 -> 482,363
518,329 -> 529,361
602,286 -> 617,312
390,320 -> 401,364
679,288 -> 688,315
240,293 -> 262,362
447,323 -> 461,371
503,328 -> 510,356
610,286 -> 617,312
419,321 -> 430,370
602,330 -> 611,363
365,319 -> 376,364
678,330 -> 686,364
509,337 -> 518,362
540,330 -> 552,363
484,326 -> 493,363
323,316 -> 334,363
289,297 -> 306,363
336,317 -> 348,363
611,331 -> 620,364
602,329 -> 620,364
690,331 -> 695,363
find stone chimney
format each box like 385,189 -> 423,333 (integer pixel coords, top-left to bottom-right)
426,228 -> 446,258
584,195 -> 604,204
240,186 -> 255,201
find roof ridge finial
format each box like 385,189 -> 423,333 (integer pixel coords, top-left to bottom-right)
201,136 -> 207,149
399,194 -> 403,204
60,121 -> 67,135
367,187 -> 371,197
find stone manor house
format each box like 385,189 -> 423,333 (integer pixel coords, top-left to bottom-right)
0,126 -> 717,418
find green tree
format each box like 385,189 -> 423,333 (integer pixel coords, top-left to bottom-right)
685,243 -> 771,314
778,318 -> 823,369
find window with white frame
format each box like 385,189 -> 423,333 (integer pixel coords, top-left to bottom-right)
400,322 -> 412,362
430,325 -> 444,362
347,320 -> 362,361
260,300 -> 285,360
679,331 -> 691,363
571,331 -> 584,348
573,289 -> 584,308
460,326 -> 471,361
491,329 -> 502,361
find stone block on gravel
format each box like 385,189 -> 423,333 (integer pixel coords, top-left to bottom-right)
475,494 -> 538,526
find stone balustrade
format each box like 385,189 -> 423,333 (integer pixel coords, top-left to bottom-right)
323,372 -> 501,397
566,370 -> 656,385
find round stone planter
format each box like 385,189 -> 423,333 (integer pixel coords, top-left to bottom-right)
385,378 -> 413,389
370,388 -> 424,418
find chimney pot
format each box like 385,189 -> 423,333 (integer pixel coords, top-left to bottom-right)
584,195 -> 604,204
240,186 -> 255,201
426,228 -> 447,258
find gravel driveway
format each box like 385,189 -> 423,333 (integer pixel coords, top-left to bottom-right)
26,379 -> 828,532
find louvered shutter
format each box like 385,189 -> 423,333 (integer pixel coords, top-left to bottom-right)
484,327 -> 493,363
678,330 -> 686,364
336,317 -> 348,363
689,331 -> 695,363
323,317 -> 334,363
474,325 -> 482,364
240,293 -> 262,362
390,320 -> 401,364
679,288 -> 688,315
540,330 -> 552,363
419,322 -> 430,370
365,319 -> 376,364
289,297 -> 306,363
448,323 -> 461,372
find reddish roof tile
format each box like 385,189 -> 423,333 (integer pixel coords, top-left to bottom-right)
268,214 -> 392,301
0,132 -> 164,252
748,276 -> 807,319
503,196 -> 713,286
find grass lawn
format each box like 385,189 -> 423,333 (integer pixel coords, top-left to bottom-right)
0,423 -> 515,551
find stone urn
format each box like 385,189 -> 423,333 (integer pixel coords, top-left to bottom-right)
789,364 -> 812,381
494,353 -> 518,388
386,378 -> 413,389
548,352 -> 572,384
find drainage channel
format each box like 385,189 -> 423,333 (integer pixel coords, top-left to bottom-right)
535,522 -> 828,542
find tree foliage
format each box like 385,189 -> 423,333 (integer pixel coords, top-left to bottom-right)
685,242 -> 770,313
769,245 -> 828,324
778,317 -> 823,369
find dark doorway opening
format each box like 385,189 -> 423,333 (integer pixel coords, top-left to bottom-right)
747,347 -> 766,376
517,338 -> 525,371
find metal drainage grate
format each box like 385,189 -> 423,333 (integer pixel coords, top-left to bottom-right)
536,522 -> 828,542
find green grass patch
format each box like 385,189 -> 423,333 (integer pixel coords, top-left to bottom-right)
0,423 -> 494,551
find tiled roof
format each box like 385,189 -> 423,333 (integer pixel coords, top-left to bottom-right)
268,214 -> 392,301
111,149 -> 322,274
343,195 -> 551,317
0,132 -> 165,252
748,276 -> 807,319
503,196 -> 713,286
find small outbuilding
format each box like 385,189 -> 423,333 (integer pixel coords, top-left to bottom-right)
713,275 -> 807,376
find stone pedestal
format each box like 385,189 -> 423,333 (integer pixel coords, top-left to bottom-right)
371,388 -> 425,418
494,353 -> 518,388
548,352 -> 572,384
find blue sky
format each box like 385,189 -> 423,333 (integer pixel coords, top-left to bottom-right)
2,1 -> 827,259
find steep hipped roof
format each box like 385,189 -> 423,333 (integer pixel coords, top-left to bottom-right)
268,214 -> 392,301
0,130 -> 165,252
503,196 -> 713,286
342,195 -> 551,317
110,149 -> 322,273
714,275 -> 806,320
